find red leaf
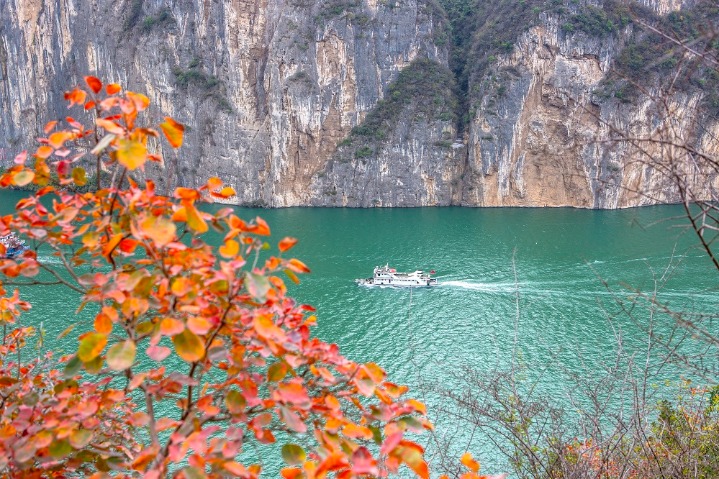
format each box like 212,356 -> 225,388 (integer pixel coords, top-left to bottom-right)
147,345 -> 171,361
274,382 -> 311,409
352,447 -> 379,476
84,76 -> 103,94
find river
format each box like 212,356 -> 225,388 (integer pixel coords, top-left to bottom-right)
1,190 -> 716,475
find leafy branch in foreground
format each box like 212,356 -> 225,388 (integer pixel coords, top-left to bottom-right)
0,77 -> 500,479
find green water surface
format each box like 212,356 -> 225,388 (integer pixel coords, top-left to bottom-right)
1,190 -> 716,475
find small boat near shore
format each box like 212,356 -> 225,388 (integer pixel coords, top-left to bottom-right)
0,233 -> 28,259
356,264 -> 438,287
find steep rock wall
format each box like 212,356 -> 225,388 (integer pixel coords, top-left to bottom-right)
0,0 -> 447,205
461,1 -> 719,207
2,0 -> 717,208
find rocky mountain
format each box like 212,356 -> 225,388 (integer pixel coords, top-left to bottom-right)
1,0 -> 718,207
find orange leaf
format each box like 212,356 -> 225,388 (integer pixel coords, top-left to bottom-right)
127,91 -> 150,111
43,120 -> 58,134
287,258 -> 310,274
106,83 -> 122,95
399,444 -> 429,479
172,328 -> 204,362
64,87 -> 87,106
252,217 -> 271,235
279,237 -> 298,252
274,382 -> 311,409
96,118 -> 125,135
207,177 -> 223,190
48,131 -> 72,149
343,423 -> 373,440
155,418 -> 180,432
172,206 -> 187,222
119,238 -> 139,253
460,452 -> 480,474
94,313 -> 113,334
223,462 -> 248,476
407,399 -> 427,415
116,139 -> 147,170
35,145 -> 53,159
281,467 -> 303,479
160,317 -> 185,336
102,233 -> 124,259
175,187 -> 201,200
187,316 -> 212,335
84,76 -> 103,94
160,117 -> 185,148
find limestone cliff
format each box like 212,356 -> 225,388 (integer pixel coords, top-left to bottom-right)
1,0 -> 717,208
1,0 -> 448,206
461,0 -> 719,208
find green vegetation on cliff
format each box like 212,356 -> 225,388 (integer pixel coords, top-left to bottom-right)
336,57 -> 457,161
604,1 -> 719,113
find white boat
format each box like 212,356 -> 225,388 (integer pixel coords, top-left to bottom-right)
0,233 -> 28,259
356,264 -> 438,287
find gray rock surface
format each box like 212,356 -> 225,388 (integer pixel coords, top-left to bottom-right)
1,0 -> 717,207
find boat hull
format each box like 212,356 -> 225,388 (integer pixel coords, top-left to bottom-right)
1,245 -> 28,260
355,278 -> 438,287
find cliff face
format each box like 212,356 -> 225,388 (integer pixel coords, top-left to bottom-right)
1,0 -> 717,208
461,1 -> 719,208
1,0 -> 448,206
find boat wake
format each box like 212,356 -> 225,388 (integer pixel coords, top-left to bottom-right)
36,255 -> 64,265
441,280 -> 520,293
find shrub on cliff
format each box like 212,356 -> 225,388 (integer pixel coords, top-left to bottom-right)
0,77 -> 497,478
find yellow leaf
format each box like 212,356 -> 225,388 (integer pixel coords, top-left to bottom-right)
72,167 -> 87,186
78,333 -> 107,363
219,239 -> 239,258
160,117 -> 185,148
140,215 -> 176,247
13,170 -> 35,187
185,203 -> 208,233
172,328 -> 205,362
106,340 -> 136,371
116,139 -> 147,170
218,186 -> 236,197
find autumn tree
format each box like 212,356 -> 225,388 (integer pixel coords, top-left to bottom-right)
0,77 -> 496,479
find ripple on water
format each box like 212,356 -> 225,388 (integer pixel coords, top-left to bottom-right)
1,191 -> 713,476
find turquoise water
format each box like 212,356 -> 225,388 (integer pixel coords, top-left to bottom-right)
1,190 -> 716,474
